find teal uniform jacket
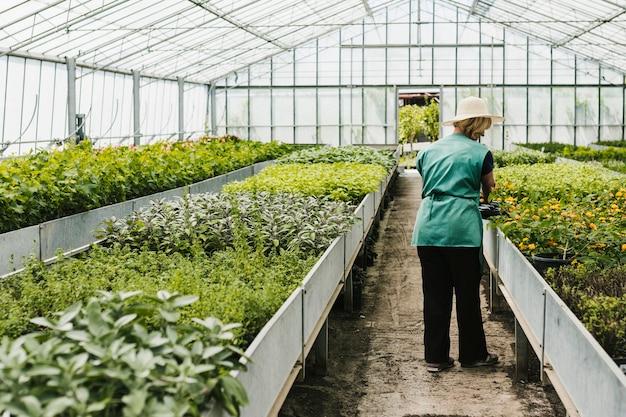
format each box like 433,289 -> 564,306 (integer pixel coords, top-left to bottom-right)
411,133 -> 489,247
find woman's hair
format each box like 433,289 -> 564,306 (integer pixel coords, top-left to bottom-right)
453,117 -> 492,140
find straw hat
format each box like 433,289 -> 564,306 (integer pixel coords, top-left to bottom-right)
442,96 -> 505,126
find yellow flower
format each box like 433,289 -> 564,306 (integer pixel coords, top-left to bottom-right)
621,244 -> 626,251
528,243 -> 536,250
588,223 -> 597,230
532,215 -> 540,220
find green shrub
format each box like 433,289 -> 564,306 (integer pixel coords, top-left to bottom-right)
0,246 -> 316,347
278,144 -> 397,171
222,162 -> 388,204
492,148 -> 557,167
0,290 -> 248,417
96,191 -> 359,257
0,136 -> 297,234
545,265 -> 626,358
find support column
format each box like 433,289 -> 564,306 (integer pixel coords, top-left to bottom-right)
132,70 -> 141,146
313,318 -> 328,376
515,318 -> 529,381
66,57 -> 77,142
178,76 -> 184,141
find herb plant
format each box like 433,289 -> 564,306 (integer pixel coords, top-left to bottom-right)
0,290 -> 249,417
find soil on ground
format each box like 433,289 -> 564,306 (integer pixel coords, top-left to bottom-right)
278,169 -> 567,417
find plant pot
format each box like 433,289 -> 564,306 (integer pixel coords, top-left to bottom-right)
531,253 -> 573,276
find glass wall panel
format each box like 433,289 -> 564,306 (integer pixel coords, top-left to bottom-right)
433,48 -> 456,85
4,57 -> 27,152
552,49 -> 576,84
576,60 -> 600,84
364,88 -> 387,125
480,47 -> 504,85
272,55 -> 294,86
552,88 -> 575,125
274,126 -> 294,142
456,47 -> 480,84
142,79 -> 178,141
600,126 -> 622,141
320,126 -> 340,146
528,87 -> 551,125
214,91 -> 227,130
364,49 -> 386,84
527,44 -> 551,84
576,126 -> 597,146
250,90 -> 271,126
249,62 -> 272,86
318,45 -> 340,85
576,87 -> 599,125
295,126 -> 316,144
506,125 -> 527,148
273,89 -> 294,126
295,46 -> 318,86
387,49 -> 409,85
225,89 -> 249,130
250,126 -> 271,141
185,83 -> 208,138
504,88 -> 527,125
528,125 -> 550,143
600,87 -> 623,129
318,89 -> 339,125
552,126 -> 574,143
295,89 -> 316,126
365,126 -> 385,144
409,48 -> 433,85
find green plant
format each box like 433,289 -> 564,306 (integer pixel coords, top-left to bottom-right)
490,162 -> 626,265
0,137 -> 297,234
0,290 -> 249,417
545,265 -> 626,358
0,246 -> 317,347
221,163 -> 388,204
278,145 -> 396,171
96,191 -> 359,257
398,99 -> 439,146
492,148 -> 557,167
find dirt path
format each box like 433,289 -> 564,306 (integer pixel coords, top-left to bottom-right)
279,170 -> 566,417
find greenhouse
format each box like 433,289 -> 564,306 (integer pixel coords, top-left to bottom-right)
1,1 -> 626,417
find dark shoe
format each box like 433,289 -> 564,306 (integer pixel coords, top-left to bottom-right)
426,357 -> 455,372
461,353 -> 499,368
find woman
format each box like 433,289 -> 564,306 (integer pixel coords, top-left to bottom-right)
411,96 -> 504,372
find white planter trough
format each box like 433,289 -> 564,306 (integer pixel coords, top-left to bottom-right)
483,222 -> 626,417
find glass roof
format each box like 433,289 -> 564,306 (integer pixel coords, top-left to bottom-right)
0,0 -> 390,83
1,0 -> 626,83
457,0 -> 626,75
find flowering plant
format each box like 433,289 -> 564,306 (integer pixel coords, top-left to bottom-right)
489,162 -> 626,266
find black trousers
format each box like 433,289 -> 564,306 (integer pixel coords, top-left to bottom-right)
417,246 -> 488,364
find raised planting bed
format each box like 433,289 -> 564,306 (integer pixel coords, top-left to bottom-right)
0,160 -> 273,276
483,223 -> 626,417
483,159 -> 626,417
0,144 -> 400,416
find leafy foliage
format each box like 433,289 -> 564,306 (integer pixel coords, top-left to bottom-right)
515,142 -> 626,174
492,147 -> 557,167
0,136 -> 296,234
96,191 -> 359,256
0,246 -> 316,347
277,145 -> 397,172
0,290 -> 249,417
490,162 -> 626,265
545,265 -> 626,358
222,163 -> 388,204
398,99 -> 439,144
